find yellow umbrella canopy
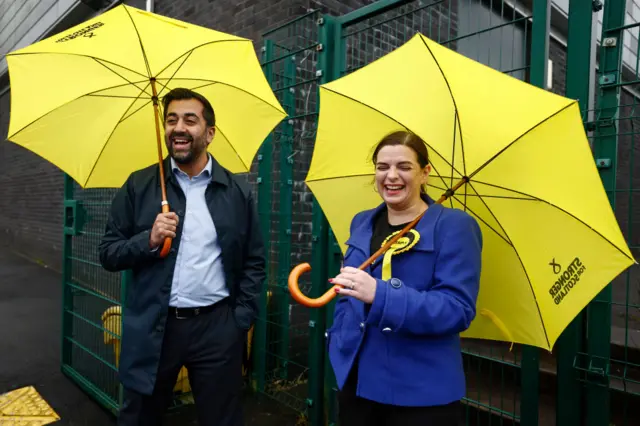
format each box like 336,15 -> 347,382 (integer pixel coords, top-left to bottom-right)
291,33 -> 635,351
6,4 -> 286,188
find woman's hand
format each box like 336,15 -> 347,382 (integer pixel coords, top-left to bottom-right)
330,267 -> 377,304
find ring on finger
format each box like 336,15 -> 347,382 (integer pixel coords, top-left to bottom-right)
349,280 -> 355,290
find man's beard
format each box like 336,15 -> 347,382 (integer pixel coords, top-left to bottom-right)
166,131 -> 207,164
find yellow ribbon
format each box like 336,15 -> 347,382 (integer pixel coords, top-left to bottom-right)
480,309 -> 515,351
380,229 -> 420,280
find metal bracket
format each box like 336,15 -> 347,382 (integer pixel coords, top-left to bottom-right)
596,158 -> 611,169
64,200 -> 86,236
599,73 -> 617,86
603,37 -> 617,47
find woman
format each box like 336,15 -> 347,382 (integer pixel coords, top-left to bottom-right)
326,130 -> 483,425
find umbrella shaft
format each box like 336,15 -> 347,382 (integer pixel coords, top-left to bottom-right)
360,176 -> 468,270
150,78 -> 169,205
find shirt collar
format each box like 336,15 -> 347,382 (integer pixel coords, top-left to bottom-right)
170,154 -> 213,180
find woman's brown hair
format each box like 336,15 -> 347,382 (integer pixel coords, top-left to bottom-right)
371,131 -> 430,193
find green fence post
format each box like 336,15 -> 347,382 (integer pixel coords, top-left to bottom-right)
323,230 -> 343,426
555,0 -> 596,424
587,0 -> 625,424
520,0 -> 551,424
323,18 -> 344,426
252,39 -> 275,393
306,14 -> 338,426
276,54 -> 295,380
61,174 -> 75,370
118,269 -> 131,410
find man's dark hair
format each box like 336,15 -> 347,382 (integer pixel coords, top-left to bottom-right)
162,88 -> 216,127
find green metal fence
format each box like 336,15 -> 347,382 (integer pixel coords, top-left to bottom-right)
61,180 -> 122,414
59,0 -> 640,425
576,0 -> 640,425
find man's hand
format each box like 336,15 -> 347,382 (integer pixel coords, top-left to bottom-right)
149,212 -> 179,249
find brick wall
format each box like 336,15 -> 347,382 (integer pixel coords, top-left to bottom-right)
0,90 -> 65,269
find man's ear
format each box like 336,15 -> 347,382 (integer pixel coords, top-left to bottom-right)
207,126 -> 216,145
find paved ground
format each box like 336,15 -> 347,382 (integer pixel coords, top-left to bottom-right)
0,247 -> 301,425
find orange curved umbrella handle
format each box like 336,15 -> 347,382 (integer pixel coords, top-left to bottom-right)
288,263 -> 340,308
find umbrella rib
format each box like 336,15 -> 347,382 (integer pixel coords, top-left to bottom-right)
452,185 -> 551,348
152,38 -> 286,114
7,81 -> 150,141
6,52 -> 149,79
463,180 -> 515,246
418,35 -> 466,177
123,5 -> 152,78
148,77 -> 286,117
470,101 -> 576,179
83,88 -> 150,186
155,50 -> 195,99
154,38 -> 246,77
429,182 -> 534,201
214,126 -> 249,170
88,94 -> 149,99
321,86 -> 464,178
153,77 -> 286,117
83,81 -> 150,97
465,180 -> 636,263
442,180 -> 551,348
119,98 -> 154,123
495,222 -> 551,348
91,58 -> 152,97
448,194 -> 513,247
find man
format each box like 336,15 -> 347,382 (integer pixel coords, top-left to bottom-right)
99,87 -> 265,426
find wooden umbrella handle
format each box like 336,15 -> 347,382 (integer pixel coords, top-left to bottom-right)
151,78 -> 173,259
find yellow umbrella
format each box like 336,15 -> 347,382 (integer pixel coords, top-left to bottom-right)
6,4 -> 286,256
288,33 -> 636,351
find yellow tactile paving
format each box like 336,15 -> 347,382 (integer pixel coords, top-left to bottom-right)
0,386 -> 60,425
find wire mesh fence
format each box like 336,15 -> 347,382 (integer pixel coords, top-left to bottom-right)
253,11 -> 324,418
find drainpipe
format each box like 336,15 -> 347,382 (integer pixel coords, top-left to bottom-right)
146,0 -> 154,12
